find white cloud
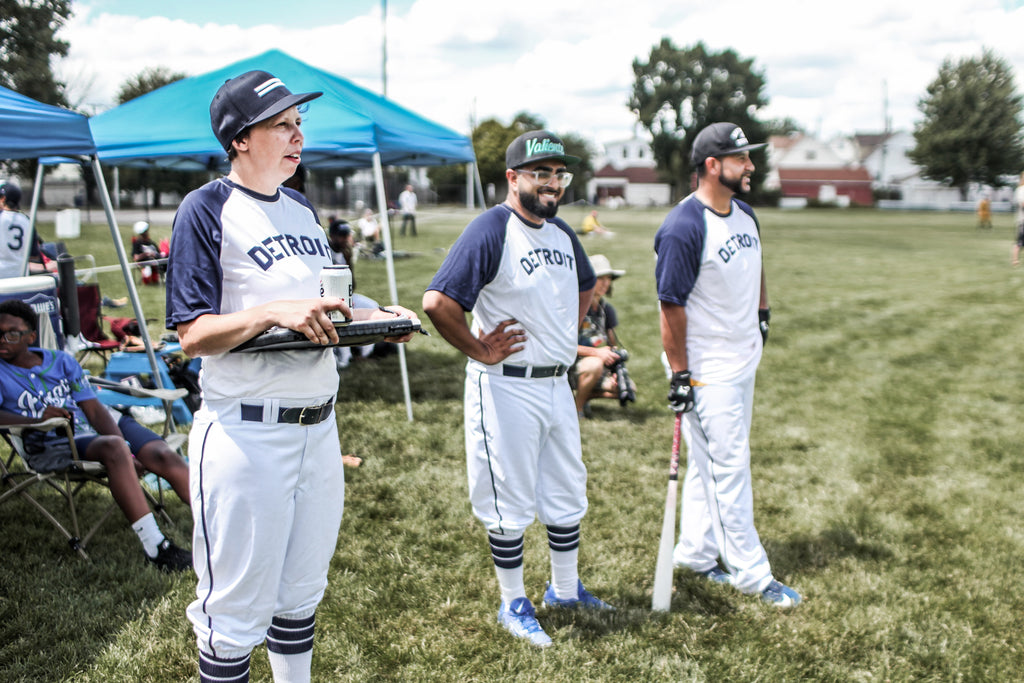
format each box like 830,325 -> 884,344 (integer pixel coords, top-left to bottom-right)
57,0 -> 1024,151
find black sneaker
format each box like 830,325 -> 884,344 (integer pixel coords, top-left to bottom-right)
147,538 -> 192,572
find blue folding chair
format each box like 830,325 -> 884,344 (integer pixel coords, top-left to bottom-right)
95,351 -> 193,425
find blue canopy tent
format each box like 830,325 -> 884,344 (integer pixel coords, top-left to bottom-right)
87,49 -> 482,420
89,49 -> 478,171
0,85 -> 177,417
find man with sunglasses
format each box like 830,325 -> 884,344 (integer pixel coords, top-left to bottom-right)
424,130 -> 612,648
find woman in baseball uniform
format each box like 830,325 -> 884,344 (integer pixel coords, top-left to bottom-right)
166,70 -> 416,683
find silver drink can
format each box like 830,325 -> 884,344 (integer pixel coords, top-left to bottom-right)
319,265 -> 353,324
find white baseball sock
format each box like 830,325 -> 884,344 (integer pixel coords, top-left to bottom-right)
489,533 -> 526,605
131,512 -> 164,558
267,614 -> 315,683
267,649 -> 312,683
547,524 -> 581,599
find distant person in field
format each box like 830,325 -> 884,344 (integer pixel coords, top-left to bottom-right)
398,184 -> 417,236
976,194 -> 992,230
580,209 -> 613,237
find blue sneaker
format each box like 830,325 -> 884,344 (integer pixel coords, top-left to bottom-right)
542,580 -> 615,611
497,597 -> 552,648
761,580 -> 801,607
696,565 -> 733,585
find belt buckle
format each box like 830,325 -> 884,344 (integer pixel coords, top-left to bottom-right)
297,405 -> 319,425
554,364 -> 566,376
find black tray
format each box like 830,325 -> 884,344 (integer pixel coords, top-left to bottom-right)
231,318 -> 420,352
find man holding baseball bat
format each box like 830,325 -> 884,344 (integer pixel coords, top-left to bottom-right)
654,122 -> 800,608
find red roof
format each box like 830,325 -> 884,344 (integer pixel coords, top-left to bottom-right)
593,164 -> 662,183
778,167 -> 872,182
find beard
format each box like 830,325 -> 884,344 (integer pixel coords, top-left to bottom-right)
519,188 -> 560,219
718,171 -> 749,195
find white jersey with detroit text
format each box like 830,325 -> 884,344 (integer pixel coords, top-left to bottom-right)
426,204 -> 595,367
165,178 -> 337,401
654,193 -> 763,384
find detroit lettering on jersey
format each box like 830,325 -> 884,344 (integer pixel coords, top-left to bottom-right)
247,231 -> 332,271
519,247 -> 575,275
717,232 -> 760,263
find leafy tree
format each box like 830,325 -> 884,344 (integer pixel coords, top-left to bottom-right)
428,112 -> 594,206
908,49 -> 1024,199
0,0 -> 72,106
108,67 -> 200,208
116,66 -> 187,104
629,39 -> 769,200
0,0 -> 73,181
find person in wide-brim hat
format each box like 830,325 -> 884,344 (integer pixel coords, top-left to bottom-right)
571,254 -> 634,417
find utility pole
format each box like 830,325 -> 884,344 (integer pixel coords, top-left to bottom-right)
381,0 -> 388,97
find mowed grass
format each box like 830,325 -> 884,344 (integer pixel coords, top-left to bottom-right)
2,204 -> 1024,682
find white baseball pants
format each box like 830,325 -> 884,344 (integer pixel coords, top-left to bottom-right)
672,374 -> 774,594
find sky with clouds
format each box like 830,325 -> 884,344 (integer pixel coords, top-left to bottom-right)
57,0 -> 1024,151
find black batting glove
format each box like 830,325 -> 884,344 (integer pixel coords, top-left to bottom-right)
758,308 -> 771,345
668,370 -> 694,413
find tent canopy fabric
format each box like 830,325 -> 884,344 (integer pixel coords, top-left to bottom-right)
88,49 -> 476,170
0,85 -> 96,160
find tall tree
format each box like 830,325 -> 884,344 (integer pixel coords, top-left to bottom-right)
908,49 -> 1024,199
106,67 -> 198,208
0,0 -> 72,106
0,0 -> 73,181
116,66 -> 187,104
629,39 -> 769,200
428,112 -> 594,205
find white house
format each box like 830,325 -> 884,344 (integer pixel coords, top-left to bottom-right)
588,134 -> 671,207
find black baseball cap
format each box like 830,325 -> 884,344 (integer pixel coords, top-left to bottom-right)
690,122 -> 766,166
328,219 -> 351,237
0,181 -> 21,209
506,130 -> 580,169
210,70 -> 322,152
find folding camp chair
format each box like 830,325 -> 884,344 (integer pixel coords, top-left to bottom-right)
75,282 -> 121,369
95,352 -> 194,427
0,415 -> 177,560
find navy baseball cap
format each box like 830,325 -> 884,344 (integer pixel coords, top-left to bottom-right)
0,181 -> 21,209
690,122 -> 766,166
506,130 -> 580,169
328,219 -> 351,237
210,70 -> 322,152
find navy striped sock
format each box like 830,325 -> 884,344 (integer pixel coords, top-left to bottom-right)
489,534 -> 524,569
266,614 -> 316,655
199,650 -> 250,683
546,524 -> 580,552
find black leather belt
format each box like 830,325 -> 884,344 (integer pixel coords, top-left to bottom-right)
240,401 -> 334,425
501,364 -> 568,378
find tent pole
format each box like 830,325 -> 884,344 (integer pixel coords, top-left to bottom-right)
473,160 -> 486,210
371,153 -> 413,422
90,155 -> 177,425
25,163 -> 45,277
466,162 -> 474,210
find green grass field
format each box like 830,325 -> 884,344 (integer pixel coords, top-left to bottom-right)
2,205 -> 1024,682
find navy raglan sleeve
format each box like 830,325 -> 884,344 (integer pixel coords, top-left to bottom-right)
654,201 -> 705,307
426,207 -> 508,312
165,183 -> 227,328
